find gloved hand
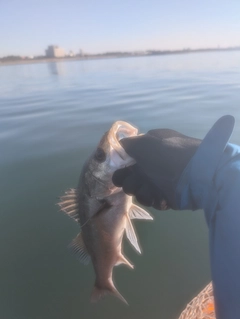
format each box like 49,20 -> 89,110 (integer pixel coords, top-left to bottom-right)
112,129 -> 201,210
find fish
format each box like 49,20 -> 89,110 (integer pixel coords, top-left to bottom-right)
58,121 -> 153,304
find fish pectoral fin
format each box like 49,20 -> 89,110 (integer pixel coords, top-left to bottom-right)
58,188 -> 79,222
129,204 -> 153,220
91,282 -> 128,305
125,215 -> 141,254
68,233 -> 90,265
116,254 -> 134,269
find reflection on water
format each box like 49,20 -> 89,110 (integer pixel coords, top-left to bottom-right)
0,51 -> 240,319
47,62 -> 65,76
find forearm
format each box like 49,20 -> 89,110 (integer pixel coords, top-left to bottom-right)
209,155 -> 240,319
176,143 -> 240,319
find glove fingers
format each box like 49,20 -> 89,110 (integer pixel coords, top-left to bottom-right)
120,135 -> 163,169
152,197 -> 169,210
112,166 -> 143,196
135,184 -> 154,207
112,168 -> 169,210
135,183 -> 168,209
112,167 -> 131,187
122,174 -> 141,195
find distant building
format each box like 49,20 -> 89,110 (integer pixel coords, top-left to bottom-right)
68,50 -> 75,57
45,45 -> 65,58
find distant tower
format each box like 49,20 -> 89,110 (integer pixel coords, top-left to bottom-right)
45,45 -> 65,58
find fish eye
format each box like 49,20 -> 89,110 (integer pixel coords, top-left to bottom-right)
94,148 -> 106,163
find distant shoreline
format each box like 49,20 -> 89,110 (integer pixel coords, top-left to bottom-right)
1,47 -> 240,67
0,55 -> 134,66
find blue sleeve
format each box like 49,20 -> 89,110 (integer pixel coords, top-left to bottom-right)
175,116 -> 240,319
211,154 -> 240,319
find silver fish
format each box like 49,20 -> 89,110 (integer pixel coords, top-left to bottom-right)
58,121 -> 153,304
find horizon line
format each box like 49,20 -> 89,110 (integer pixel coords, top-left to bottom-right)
1,45 -> 240,59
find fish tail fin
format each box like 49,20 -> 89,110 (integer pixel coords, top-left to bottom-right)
91,281 -> 128,305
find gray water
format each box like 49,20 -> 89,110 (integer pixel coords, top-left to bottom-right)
0,52 -> 240,319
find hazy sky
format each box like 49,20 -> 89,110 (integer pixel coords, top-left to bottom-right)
1,0 -> 240,57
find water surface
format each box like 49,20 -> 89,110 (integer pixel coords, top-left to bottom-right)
1,51 -> 240,319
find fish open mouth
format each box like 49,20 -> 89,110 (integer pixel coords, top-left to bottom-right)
108,121 -> 138,168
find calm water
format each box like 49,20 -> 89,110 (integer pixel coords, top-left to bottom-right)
1,52 -> 240,319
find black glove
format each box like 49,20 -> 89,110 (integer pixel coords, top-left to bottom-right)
112,129 -> 201,210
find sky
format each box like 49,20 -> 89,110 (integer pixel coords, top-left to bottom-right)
1,0 -> 240,57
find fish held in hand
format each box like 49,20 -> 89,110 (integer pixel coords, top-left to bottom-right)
58,121 -> 153,304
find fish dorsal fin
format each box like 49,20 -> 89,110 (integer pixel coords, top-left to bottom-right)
125,215 -> 141,254
58,188 -> 79,222
129,204 -> 153,220
68,233 -> 90,265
